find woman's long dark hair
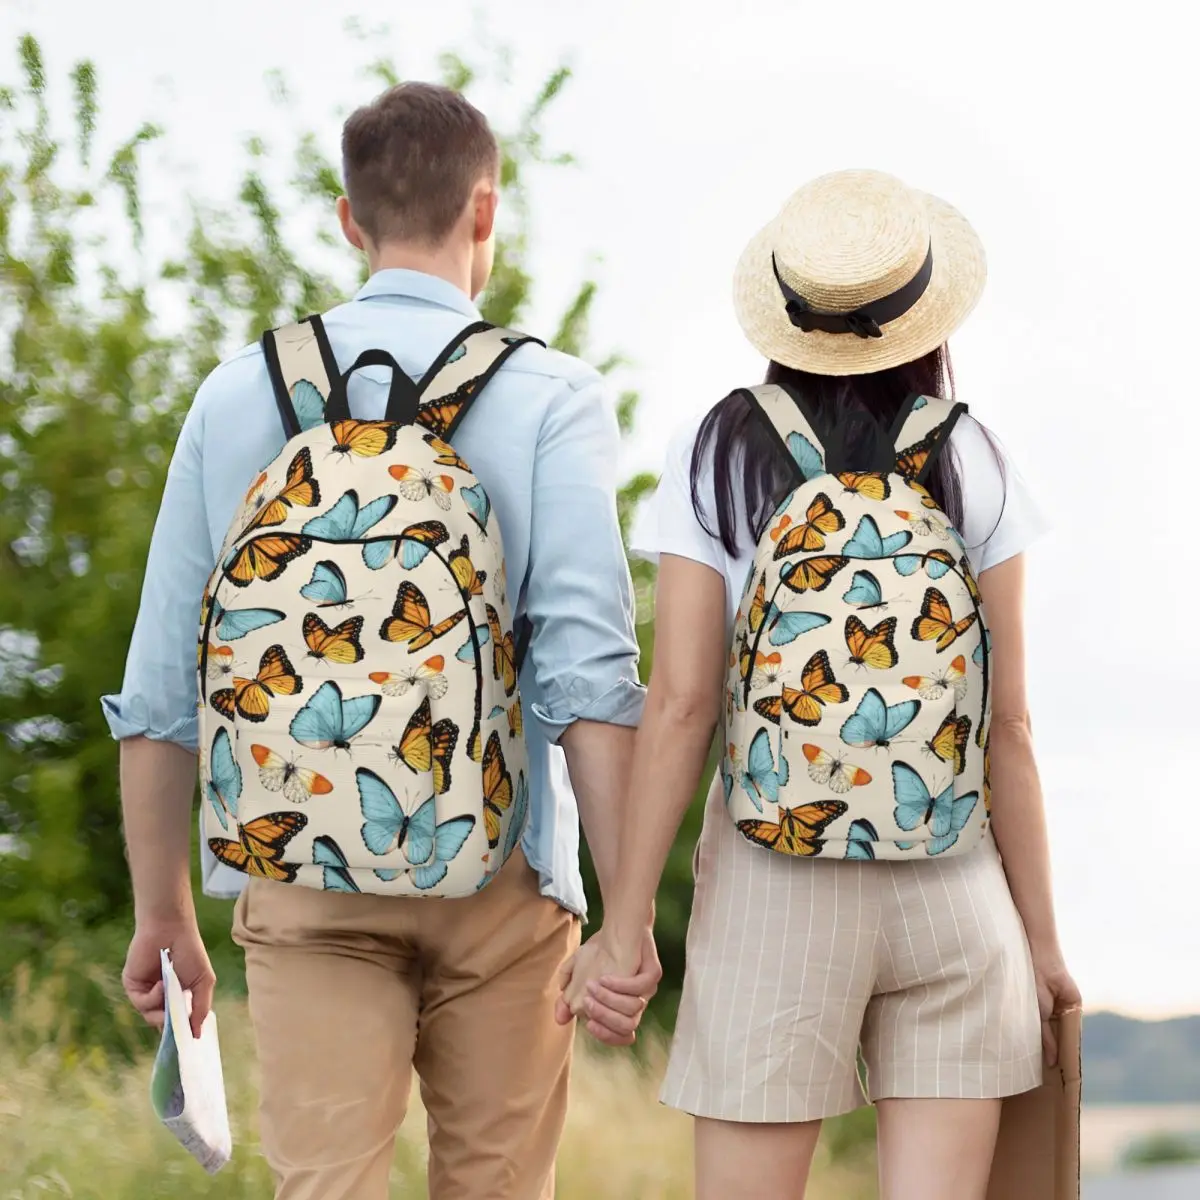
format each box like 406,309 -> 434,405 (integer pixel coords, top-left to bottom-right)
691,346 -> 1001,556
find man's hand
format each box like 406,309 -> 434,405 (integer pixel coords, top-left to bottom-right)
123,919 -> 215,1040
555,926 -> 661,1047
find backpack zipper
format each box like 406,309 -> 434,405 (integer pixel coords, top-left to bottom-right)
740,554 -> 989,745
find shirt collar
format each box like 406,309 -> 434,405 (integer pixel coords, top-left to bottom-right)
353,268 -> 481,319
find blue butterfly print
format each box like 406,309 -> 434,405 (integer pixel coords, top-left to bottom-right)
461,484 -> 491,532
447,343 -> 467,363
361,540 -> 397,571
503,772 -> 529,861
786,430 -> 825,481
721,760 -> 735,805
844,818 -> 878,861
893,551 -> 953,580
292,379 -> 327,431
911,395 -> 928,411
766,607 -> 831,646
357,768 -> 435,861
289,681 -> 380,751
213,601 -> 285,641
843,570 -> 885,609
357,768 -> 476,888
740,728 -> 789,813
458,623 -> 489,663
843,515 -> 913,558
892,761 -> 978,855
312,834 -> 360,893
302,489 -> 397,541
207,727 -> 241,831
300,560 -> 349,607
973,630 -> 992,667
840,688 -> 921,749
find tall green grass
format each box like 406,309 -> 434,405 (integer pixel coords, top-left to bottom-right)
1,961 -> 877,1198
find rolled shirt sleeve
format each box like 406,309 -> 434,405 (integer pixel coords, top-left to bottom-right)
522,374 -> 646,740
100,389 -> 218,753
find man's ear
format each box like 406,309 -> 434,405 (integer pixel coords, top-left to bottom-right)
473,179 -> 498,245
337,196 -> 366,251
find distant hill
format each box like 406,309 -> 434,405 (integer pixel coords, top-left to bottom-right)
1085,1013 -> 1200,1104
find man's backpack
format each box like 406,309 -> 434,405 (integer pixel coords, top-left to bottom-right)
197,315 -> 540,897
723,384 -> 991,861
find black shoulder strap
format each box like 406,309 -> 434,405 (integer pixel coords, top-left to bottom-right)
891,396 -> 968,485
261,315 -> 341,439
737,382 -> 828,485
414,322 -> 544,440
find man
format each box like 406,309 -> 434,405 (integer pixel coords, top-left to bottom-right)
105,82 -> 659,1200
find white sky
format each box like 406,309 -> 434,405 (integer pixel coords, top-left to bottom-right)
4,0 -> 1197,1017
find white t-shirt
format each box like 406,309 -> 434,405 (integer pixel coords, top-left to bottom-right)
631,409 -> 1048,624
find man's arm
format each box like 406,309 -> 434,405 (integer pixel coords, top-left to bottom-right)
522,371 -> 646,906
103,396 -> 219,1037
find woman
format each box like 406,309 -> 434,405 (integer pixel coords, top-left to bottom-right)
562,169 -> 1080,1199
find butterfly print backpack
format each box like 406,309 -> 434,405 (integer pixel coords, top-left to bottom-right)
196,315 -> 539,897
723,384 -> 992,861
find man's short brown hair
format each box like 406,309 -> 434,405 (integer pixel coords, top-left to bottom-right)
341,82 -> 499,247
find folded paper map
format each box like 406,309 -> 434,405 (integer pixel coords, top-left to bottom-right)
149,948 -> 232,1174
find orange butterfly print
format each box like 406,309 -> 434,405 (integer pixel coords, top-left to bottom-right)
302,613 -> 365,666
211,645 -> 302,723
780,555 -> 850,594
844,615 -> 899,670
380,582 -> 467,652
837,472 -> 891,502
244,448 -> 320,531
208,811 -> 307,882
912,587 -> 978,652
753,650 -> 849,727
250,743 -> 333,804
924,713 -> 973,775
772,493 -> 846,557
226,533 -> 311,587
481,731 -> 514,848
329,420 -> 399,460
391,697 -> 459,795
736,801 -> 848,856
801,744 -> 872,793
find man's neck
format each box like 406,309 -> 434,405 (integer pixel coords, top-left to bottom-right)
367,242 -> 473,300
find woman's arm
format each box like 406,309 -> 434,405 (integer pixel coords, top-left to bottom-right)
559,553 -> 728,1018
979,553 -> 1081,1060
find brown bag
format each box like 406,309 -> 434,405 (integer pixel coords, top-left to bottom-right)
986,1008 -> 1082,1200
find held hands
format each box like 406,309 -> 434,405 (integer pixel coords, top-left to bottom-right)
122,918 -> 215,1040
555,926 -> 661,1047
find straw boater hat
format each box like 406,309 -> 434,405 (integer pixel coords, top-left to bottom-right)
732,169 -> 986,376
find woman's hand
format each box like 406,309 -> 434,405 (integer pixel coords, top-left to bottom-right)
555,926 -> 660,1047
1031,946 -> 1081,1066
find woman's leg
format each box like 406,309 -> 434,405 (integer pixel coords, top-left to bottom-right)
876,1098 -> 1001,1200
695,1117 -> 824,1200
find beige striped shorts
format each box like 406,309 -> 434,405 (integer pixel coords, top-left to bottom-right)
661,777 -> 1043,1123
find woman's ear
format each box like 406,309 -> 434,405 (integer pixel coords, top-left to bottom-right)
337,196 -> 366,251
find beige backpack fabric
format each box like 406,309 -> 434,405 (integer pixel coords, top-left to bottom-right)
197,315 -> 538,897
723,384 -> 991,861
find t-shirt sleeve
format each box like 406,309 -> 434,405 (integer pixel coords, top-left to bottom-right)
953,414 -> 1050,573
630,420 -> 725,574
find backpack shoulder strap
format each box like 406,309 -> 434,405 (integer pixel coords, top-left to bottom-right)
738,382 -> 827,485
415,321 -> 545,440
261,315 -> 341,438
891,395 -> 968,485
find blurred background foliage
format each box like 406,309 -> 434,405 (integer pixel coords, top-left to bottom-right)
0,30 -> 708,1052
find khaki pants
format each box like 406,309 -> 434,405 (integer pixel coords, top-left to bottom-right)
232,849 -> 580,1200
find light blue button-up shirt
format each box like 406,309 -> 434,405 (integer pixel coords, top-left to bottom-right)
101,269 -> 645,917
